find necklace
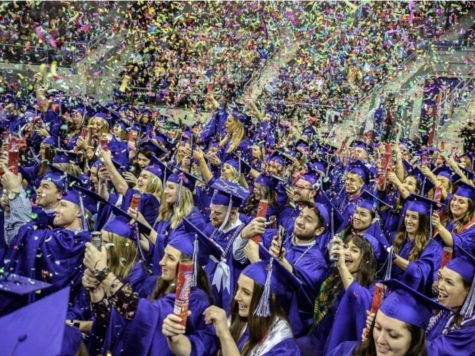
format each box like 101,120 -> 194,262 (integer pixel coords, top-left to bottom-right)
209,224 -> 246,263
282,234 -> 316,266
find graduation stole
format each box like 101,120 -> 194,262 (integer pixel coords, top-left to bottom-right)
435,212 -> 475,236
308,274 -> 338,335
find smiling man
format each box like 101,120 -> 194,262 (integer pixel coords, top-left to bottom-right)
1,168 -> 91,302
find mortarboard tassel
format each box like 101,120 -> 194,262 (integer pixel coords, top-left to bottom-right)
191,234 -> 199,288
175,177 -> 184,206
254,258 -> 274,317
218,196 -> 233,232
383,246 -> 394,280
78,192 -> 89,232
331,207 -> 335,237
460,274 -> 475,317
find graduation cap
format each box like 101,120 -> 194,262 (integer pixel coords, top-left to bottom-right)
226,152 -> 253,177
406,193 -> 445,237
350,140 -> 373,155
52,149 -> 82,165
270,150 -> 294,167
453,167 -> 475,183
357,190 -> 393,212
49,165 -> 90,189
348,160 -> 374,185
41,137 -> 57,148
360,232 -> 388,266
294,166 -> 320,187
453,181 -> 475,201
41,170 -> 67,190
315,188 -> 345,236
138,136 -> 169,160
433,165 -> 455,183
210,178 -> 250,231
0,273 -> 52,298
242,258 -> 302,317
310,159 -> 329,175
230,106 -> 252,132
0,287 -> 70,356
167,167 -> 202,205
255,173 -> 281,189
91,112 -> 112,127
446,245 -> 475,317
61,189 -> 97,230
381,279 -> 453,330
405,166 -> 435,195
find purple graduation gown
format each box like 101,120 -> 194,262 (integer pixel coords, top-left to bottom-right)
332,192 -> 362,231
434,219 -> 475,255
150,207 -> 206,275
277,204 -> 302,236
326,341 -> 358,356
118,288 -> 218,356
426,310 -> 475,356
3,220 -> 90,301
121,187 -> 160,228
389,238 -> 442,294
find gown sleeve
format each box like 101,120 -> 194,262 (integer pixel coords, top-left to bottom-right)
426,321 -> 475,356
262,338 -> 301,356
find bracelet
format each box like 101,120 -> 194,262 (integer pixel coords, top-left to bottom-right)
94,267 -> 111,283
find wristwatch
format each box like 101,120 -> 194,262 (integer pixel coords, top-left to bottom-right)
94,266 -> 111,282
8,191 -> 20,200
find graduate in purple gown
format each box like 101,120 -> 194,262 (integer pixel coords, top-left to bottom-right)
200,258 -> 302,356
432,182 -> 475,254
297,233 -> 381,356
1,172 -> 92,301
331,160 -> 373,228
427,245 -> 475,355
86,227 -> 219,356
234,201 -> 335,336
327,279 -> 452,356
186,178 -> 249,315
138,168 -> 206,275
241,173 -> 281,224
384,194 -> 443,294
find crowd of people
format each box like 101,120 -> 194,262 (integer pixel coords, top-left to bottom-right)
0,63 -> 475,356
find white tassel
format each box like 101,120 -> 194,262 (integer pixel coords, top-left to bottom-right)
175,179 -> 183,206
78,193 -> 89,232
191,234 -> 199,288
382,246 -> 394,280
461,275 -> 475,317
254,258 -> 274,317
219,199 -> 232,232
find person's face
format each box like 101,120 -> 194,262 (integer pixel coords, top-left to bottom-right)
36,180 -> 62,208
159,245 -> 181,282
252,183 -> 262,200
459,156 -> 471,169
53,200 -> 79,227
450,195 -> 470,219
251,145 -> 261,159
164,181 -> 178,204
352,206 -> 373,231
90,167 -> 99,191
137,170 -> 152,194
142,115 -> 150,124
234,274 -> 254,318
268,160 -> 284,176
91,118 -> 104,137
113,124 -> 122,136
352,147 -> 368,161
293,179 -> 315,203
220,163 -> 234,181
137,153 -> 151,169
72,111 -> 82,127
343,239 -> 363,274
224,115 -> 237,130
402,176 -> 419,195
294,207 -> 323,240
39,143 -> 46,159
209,203 -> 233,228
437,267 -> 470,309
345,173 -> 364,195
404,210 -> 420,235
373,311 -> 412,356
437,175 -> 451,190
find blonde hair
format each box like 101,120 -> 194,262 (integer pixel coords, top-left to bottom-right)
227,164 -> 249,189
144,171 -> 163,200
88,118 -> 110,145
105,231 -> 139,280
55,163 -> 82,177
219,116 -> 245,153
157,186 -> 194,229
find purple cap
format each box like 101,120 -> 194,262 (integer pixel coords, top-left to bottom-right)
210,178 -> 249,208
296,166 -> 320,186
404,165 -> 435,195
144,156 -> 164,180
406,193 -> 444,215
255,174 -> 281,189
168,230 -> 196,259
315,189 -> 345,233
167,168 -> 201,192
349,160 -> 374,185
0,274 -> 51,296
223,159 -> 239,172
361,232 -> 387,263
42,171 -> 67,190
446,245 -> 475,282
0,287 -> 70,356
183,218 -> 224,265
381,279 -> 453,329
230,108 -> 251,129
103,217 -> 136,240
350,140 -> 373,155
53,150 -> 81,165
357,190 -> 392,212
454,181 -> 475,201
433,165 -> 454,183
41,137 -> 57,147
92,112 -> 111,126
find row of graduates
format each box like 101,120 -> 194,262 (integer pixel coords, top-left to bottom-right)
0,87 -> 475,356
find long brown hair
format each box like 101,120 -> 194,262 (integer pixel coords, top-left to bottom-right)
38,144 -> 55,177
441,198 -> 475,233
433,275 -> 471,329
105,231 -> 139,281
156,185 -> 194,229
353,311 -> 427,356
149,253 -> 214,304
320,234 -> 377,309
225,281 -> 290,356
219,116 -> 245,153
242,185 -> 278,215
393,212 -> 430,261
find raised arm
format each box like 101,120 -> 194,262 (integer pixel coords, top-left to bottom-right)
97,147 -> 129,196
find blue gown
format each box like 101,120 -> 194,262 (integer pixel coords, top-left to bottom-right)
118,288 -> 218,356
426,310 -> 475,356
150,207 -> 206,275
388,238 -> 442,294
277,203 -> 302,235
121,187 -> 160,228
3,219 -> 90,302
201,222 -> 247,315
331,192 -> 363,231
434,219 -> 475,255
326,341 -> 358,356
